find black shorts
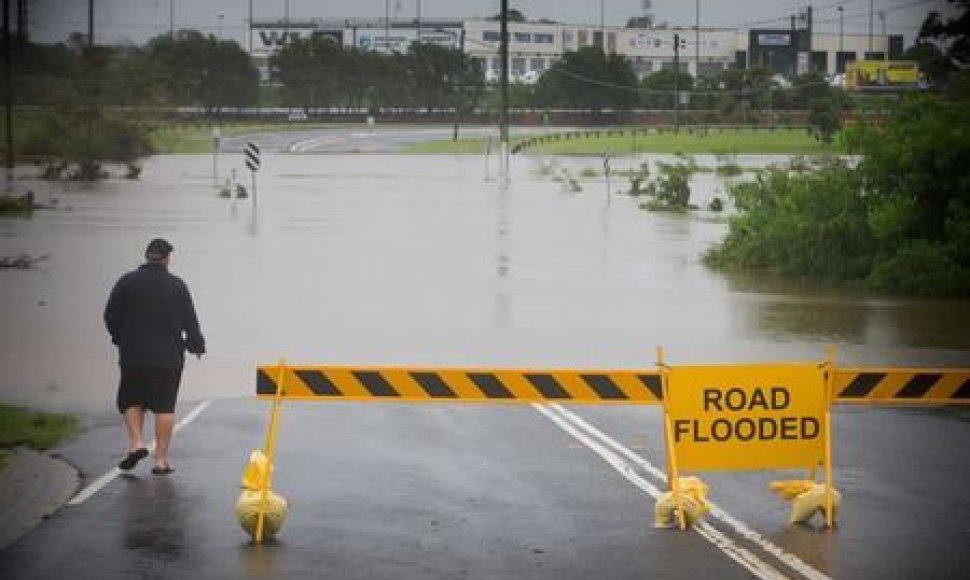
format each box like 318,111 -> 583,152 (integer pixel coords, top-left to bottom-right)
117,365 -> 183,414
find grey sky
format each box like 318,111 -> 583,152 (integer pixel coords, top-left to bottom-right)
31,0 -> 951,47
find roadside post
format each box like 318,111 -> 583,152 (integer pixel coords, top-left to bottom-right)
211,127 -> 221,190
603,153 -> 612,207
244,141 -> 260,209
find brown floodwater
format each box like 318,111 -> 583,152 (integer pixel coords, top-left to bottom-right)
1,151 -> 968,413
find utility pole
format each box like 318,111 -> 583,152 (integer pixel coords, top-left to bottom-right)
3,0 -> 12,190
169,0 -> 174,38
88,0 -> 94,46
879,10 -> 886,59
417,0 -> 421,42
248,0 -> 252,53
385,0 -> 390,54
500,0 -> 509,184
695,0 -> 699,79
600,0 -> 605,52
15,0 -> 24,43
673,33 -> 680,132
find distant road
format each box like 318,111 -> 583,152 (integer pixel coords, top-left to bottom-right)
218,125 -> 496,154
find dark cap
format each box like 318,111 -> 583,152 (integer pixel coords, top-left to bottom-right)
145,238 -> 173,259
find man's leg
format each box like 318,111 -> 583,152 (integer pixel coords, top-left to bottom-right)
118,405 -> 149,470
153,413 -> 175,468
123,406 -> 146,451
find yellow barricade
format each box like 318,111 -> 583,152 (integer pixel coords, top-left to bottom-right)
256,365 -> 664,404
833,368 -> 970,404
256,365 -> 970,406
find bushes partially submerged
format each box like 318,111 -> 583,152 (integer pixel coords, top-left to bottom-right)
705,89 -> 970,296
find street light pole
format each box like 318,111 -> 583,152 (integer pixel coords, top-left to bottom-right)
837,6 -> 843,53
868,0 -> 873,54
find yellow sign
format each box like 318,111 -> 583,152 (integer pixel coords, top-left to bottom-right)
665,364 -> 827,471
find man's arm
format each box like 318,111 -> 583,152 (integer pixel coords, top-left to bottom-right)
178,280 -> 206,356
103,277 -> 127,345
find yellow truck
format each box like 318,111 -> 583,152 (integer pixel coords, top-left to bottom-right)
844,60 -> 923,92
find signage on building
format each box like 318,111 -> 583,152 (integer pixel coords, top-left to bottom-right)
356,28 -> 460,53
250,28 -> 343,57
757,33 -> 791,46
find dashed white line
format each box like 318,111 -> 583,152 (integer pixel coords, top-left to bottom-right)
67,400 -> 211,506
535,403 -> 833,580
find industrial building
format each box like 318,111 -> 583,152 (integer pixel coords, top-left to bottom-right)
249,15 -> 901,83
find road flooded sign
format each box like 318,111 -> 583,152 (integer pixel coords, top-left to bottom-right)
664,364 -> 827,471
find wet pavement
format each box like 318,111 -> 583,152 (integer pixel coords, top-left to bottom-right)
2,126 -> 970,578
1,397 -> 969,579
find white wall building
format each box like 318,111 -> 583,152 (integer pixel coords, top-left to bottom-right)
249,16 -> 903,83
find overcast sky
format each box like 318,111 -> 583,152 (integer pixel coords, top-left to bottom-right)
30,0 -> 952,47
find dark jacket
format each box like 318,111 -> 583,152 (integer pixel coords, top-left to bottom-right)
104,262 -> 205,368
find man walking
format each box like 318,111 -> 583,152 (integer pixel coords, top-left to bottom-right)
104,238 -> 205,474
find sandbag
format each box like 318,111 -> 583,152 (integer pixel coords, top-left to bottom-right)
770,480 -> 840,524
236,489 -> 288,540
241,449 -> 272,491
654,476 -> 711,528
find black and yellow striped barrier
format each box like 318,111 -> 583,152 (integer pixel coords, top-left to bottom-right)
257,365 -> 664,404
833,368 -> 970,404
256,365 -> 970,406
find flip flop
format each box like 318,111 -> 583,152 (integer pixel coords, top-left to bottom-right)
151,464 -> 174,475
118,448 -> 148,471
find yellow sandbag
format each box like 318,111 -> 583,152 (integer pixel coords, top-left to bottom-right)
770,480 -> 841,524
236,489 -> 288,540
241,449 -> 272,491
769,479 -> 815,501
790,484 -> 840,524
654,476 -> 712,528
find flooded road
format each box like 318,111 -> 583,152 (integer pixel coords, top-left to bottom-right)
1,149 -> 969,413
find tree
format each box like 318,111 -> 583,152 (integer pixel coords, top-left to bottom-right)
912,0 -> 970,87
271,35 -> 343,109
146,31 -> 258,112
639,68 -> 694,109
534,47 -> 637,110
790,71 -> 849,143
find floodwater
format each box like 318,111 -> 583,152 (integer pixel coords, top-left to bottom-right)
1,151 -> 969,413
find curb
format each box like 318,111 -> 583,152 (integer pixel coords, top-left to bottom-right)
0,448 -> 80,550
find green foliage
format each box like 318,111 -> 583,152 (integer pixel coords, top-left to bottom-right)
706,161 -> 874,281
270,40 -> 483,112
534,47 -> 638,110
0,406 -> 79,451
146,31 -> 259,111
707,88 -> 970,296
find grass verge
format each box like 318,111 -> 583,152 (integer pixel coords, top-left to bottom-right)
0,405 -> 79,471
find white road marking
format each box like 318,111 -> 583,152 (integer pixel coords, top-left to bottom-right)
67,400 -> 211,506
535,403 -> 834,580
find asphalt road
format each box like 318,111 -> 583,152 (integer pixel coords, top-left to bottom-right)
2,397 -> 969,580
